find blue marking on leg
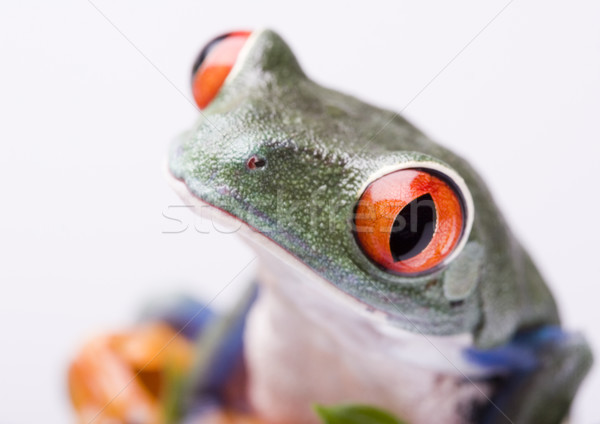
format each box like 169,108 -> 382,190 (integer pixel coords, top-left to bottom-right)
464,325 -> 566,372
199,299 -> 252,397
139,294 -> 217,340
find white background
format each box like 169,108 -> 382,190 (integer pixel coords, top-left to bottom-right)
1,1 -> 599,423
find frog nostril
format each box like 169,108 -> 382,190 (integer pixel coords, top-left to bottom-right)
246,155 -> 267,170
450,300 -> 464,308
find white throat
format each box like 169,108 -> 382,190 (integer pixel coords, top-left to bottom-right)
243,244 -> 491,424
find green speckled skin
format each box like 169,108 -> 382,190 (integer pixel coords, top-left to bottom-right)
169,30 -> 592,423
170,29 -> 558,347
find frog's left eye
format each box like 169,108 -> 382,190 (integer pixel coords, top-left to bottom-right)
353,167 -> 472,275
191,31 -> 251,109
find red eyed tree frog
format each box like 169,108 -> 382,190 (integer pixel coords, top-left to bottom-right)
69,29 -> 592,424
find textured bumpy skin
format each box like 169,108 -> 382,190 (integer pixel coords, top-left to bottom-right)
169,30 -> 592,423
170,30 -> 558,347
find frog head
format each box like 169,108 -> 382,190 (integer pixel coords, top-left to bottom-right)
168,29 -> 559,348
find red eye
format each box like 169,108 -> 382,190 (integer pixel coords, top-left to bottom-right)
191,31 -> 251,109
354,168 -> 468,275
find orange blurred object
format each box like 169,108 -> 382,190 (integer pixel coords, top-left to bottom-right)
192,32 -> 251,109
68,323 -> 194,424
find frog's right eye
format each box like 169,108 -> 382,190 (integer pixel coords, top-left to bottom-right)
353,167 -> 473,276
191,31 -> 251,109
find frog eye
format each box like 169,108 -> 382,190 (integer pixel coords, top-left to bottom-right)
354,167 -> 471,275
191,31 -> 251,109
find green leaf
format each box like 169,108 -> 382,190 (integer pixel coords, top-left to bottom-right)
314,404 -> 407,424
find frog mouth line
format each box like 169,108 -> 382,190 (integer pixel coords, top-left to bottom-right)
165,169 -> 339,284
168,173 -> 316,260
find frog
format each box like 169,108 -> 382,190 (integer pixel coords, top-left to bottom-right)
68,29 -> 592,424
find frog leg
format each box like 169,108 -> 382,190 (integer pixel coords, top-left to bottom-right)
468,327 -> 593,424
181,283 -> 258,419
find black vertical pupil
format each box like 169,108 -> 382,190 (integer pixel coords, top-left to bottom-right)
389,194 -> 436,262
191,33 -> 234,81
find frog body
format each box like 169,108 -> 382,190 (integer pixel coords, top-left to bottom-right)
68,29 -> 592,424
165,29 -> 593,424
